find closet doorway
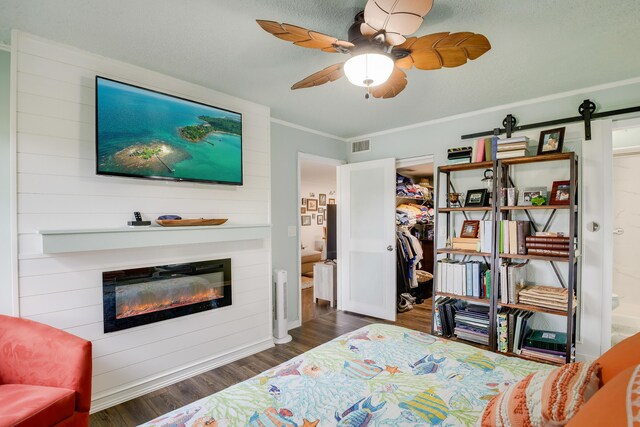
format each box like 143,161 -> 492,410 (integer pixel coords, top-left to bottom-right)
298,154 -> 343,324
395,156 -> 435,330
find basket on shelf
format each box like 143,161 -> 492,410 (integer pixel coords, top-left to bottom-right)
416,270 -> 433,283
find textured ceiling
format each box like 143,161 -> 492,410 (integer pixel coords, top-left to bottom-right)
1,0 -> 639,138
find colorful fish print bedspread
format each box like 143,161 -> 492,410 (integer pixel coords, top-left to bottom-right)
139,324 -> 553,427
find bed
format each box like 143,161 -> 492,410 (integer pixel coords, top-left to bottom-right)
139,324 -> 553,426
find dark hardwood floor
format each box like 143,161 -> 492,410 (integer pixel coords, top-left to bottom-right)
90,300 -> 431,426
301,285 -> 335,323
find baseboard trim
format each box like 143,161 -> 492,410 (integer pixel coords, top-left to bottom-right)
288,319 -> 301,330
90,337 -> 274,414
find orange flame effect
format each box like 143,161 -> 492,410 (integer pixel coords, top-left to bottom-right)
116,288 -> 223,319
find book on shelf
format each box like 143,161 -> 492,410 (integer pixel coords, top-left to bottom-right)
447,156 -> 471,165
525,243 -> 570,250
454,303 -> 490,345
498,136 -> 530,144
526,235 -> 569,243
533,232 -> 566,237
497,141 -> 528,151
434,297 -> 465,337
525,329 -> 567,353
496,149 -> 528,159
499,220 -> 530,255
481,220 -> 493,253
495,307 -> 533,354
447,146 -> 472,159
476,138 -> 486,162
518,285 -> 576,311
436,259 -> 491,299
520,347 -> 565,364
484,138 -> 493,161
499,261 -> 527,304
527,248 -> 570,257
452,237 -> 480,252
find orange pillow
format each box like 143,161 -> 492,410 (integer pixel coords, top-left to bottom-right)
566,364 -> 640,426
595,332 -> 640,385
480,362 -> 600,427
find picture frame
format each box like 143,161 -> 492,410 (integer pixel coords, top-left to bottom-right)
537,127 -> 565,155
319,194 -> 327,206
301,215 -> 311,226
317,215 -> 324,225
460,220 -> 480,238
301,198 -> 306,206
464,188 -> 488,207
328,198 -> 336,204
550,180 -> 571,205
301,207 -> 306,214
306,198 -> 318,211
312,213 -> 316,220
318,207 -> 324,214
517,186 -> 548,206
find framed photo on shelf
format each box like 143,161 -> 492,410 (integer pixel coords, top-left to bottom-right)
317,215 -> 324,225
306,198 -> 318,211
329,198 -> 336,204
517,187 -> 548,206
464,189 -> 488,207
537,127 -> 565,155
319,194 -> 327,206
301,215 -> 311,226
550,180 -> 571,205
460,220 -> 480,238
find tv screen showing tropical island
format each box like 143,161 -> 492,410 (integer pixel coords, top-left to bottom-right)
95,76 -> 242,185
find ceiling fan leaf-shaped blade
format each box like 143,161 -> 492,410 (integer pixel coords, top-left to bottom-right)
291,63 -> 345,90
370,67 -> 407,99
404,31 -> 491,70
363,0 -> 434,41
394,56 -> 414,70
256,19 -> 352,53
397,36 -> 418,50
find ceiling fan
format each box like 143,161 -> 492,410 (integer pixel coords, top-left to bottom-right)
257,0 -> 491,99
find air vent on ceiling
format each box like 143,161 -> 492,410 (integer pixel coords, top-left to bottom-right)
351,139 -> 371,153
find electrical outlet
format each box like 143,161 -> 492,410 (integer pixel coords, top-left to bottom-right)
288,226 -> 297,237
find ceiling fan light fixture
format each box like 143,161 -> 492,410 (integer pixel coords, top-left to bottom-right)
344,53 -> 394,88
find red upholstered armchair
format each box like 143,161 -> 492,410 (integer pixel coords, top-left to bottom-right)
0,315 -> 92,427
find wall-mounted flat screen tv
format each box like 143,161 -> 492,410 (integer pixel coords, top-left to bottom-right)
95,76 -> 242,185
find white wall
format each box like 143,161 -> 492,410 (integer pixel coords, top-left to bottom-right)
12,31 -> 273,411
0,48 -> 11,315
348,78 -> 640,360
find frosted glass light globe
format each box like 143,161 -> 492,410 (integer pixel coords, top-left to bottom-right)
344,53 -> 394,87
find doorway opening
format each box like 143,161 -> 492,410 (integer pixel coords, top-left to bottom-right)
298,154 -> 342,324
611,120 -> 640,346
395,156 -> 435,331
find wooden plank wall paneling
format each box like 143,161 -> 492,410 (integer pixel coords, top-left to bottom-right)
14,31 -> 273,408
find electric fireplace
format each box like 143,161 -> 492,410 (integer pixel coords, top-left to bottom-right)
102,259 -> 231,333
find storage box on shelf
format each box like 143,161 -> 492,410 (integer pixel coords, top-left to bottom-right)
432,149 -> 579,365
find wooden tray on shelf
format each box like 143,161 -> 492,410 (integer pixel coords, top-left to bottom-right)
155,218 -> 228,227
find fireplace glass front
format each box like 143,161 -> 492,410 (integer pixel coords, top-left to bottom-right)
102,259 -> 231,333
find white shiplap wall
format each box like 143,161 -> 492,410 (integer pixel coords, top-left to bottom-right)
13,31 -> 273,412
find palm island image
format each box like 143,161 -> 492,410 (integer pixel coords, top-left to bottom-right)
96,77 -> 242,185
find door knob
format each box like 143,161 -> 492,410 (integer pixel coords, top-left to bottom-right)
613,227 -> 624,235
387,245 -> 393,251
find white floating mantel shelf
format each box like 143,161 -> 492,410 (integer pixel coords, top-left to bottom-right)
39,224 -> 271,254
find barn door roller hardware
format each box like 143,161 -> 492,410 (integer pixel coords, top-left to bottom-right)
461,98 -> 640,141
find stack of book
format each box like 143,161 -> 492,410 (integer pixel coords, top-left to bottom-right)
518,285 -> 576,312
496,308 -> 534,354
454,303 -> 490,345
447,146 -> 472,164
521,330 -> 567,364
499,262 -> 527,304
499,220 -> 531,255
433,297 -> 465,337
496,136 -> 529,159
525,234 -> 570,257
436,259 -> 491,299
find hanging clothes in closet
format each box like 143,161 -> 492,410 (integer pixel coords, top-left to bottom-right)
396,227 -> 423,292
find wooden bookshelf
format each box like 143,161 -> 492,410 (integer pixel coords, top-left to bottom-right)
500,205 -> 572,211
499,152 -> 572,166
503,351 -> 565,366
445,335 -> 490,351
439,160 -> 493,173
439,206 -> 492,212
499,253 -> 570,262
437,248 -> 491,257
498,302 -> 574,316
436,291 -> 490,304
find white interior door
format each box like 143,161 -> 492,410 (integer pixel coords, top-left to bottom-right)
338,158 -> 396,321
